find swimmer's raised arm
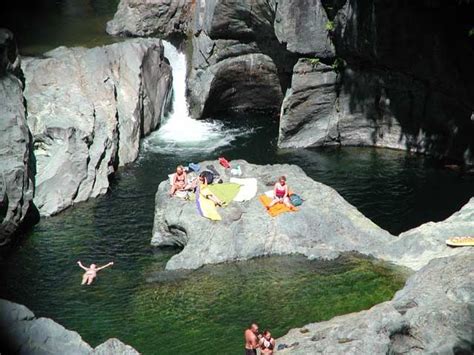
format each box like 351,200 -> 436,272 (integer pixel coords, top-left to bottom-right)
77,261 -> 88,271
96,262 -> 114,271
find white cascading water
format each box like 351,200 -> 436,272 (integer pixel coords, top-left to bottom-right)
144,41 -> 247,153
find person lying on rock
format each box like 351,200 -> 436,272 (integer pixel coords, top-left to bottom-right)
267,176 -> 295,209
169,165 -> 188,197
199,173 -> 224,207
259,330 -> 276,354
77,261 -> 114,285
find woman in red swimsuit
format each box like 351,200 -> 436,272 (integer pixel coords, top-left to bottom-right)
268,176 -> 293,209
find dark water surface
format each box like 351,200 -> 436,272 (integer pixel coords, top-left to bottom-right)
1,0 -> 120,56
1,1 -> 473,354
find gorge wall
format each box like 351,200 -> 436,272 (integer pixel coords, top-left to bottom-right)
1,31 -> 173,242
0,29 -> 38,245
23,39 -> 172,216
108,0 -> 474,164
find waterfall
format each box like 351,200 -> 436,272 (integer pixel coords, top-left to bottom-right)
143,41 -> 248,153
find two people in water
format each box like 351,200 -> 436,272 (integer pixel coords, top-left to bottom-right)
245,323 -> 275,354
77,261 -> 114,285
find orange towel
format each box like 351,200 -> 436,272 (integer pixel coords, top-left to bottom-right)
259,194 -> 298,217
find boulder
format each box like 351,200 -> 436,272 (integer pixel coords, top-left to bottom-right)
0,299 -> 139,354
152,161 -> 473,271
0,299 -> 92,354
278,0 -> 474,163
275,250 -> 474,354
106,0 -> 192,40
187,0 -> 292,118
279,59 -> 341,148
389,197 -> 474,271
274,0 -> 335,57
22,39 -> 172,216
0,28 -> 38,245
190,51 -> 284,118
92,338 -> 140,355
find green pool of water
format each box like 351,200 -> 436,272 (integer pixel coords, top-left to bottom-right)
1,2 -> 473,353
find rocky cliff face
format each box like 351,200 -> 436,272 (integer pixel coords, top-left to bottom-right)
279,0 -> 474,165
152,161 -> 473,271
0,299 -> 139,354
109,0 -> 474,163
0,29 -> 38,245
275,250 -> 473,354
107,0 -> 192,41
22,39 -> 172,216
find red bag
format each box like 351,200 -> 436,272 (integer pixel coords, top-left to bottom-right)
218,157 -> 231,169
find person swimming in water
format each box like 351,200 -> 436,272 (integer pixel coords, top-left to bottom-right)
259,330 -> 276,354
77,261 -> 114,285
267,176 -> 294,209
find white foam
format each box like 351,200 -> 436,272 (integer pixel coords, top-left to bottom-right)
143,41 -> 249,154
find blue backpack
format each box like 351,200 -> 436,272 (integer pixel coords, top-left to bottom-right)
290,194 -> 303,206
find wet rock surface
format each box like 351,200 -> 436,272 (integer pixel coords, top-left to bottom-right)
22,39 -> 172,216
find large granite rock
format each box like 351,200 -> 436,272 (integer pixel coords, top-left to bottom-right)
0,299 -> 139,354
275,250 -> 474,354
152,161 -> 472,271
22,39 -> 172,216
0,29 -> 38,245
106,0 -> 192,41
279,59 -> 341,148
274,0 -> 335,57
107,0 -> 473,162
187,0 -> 293,118
92,338 -> 139,355
278,0 -> 474,163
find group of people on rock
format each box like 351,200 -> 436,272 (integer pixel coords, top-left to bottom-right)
169,165 -> 225,205
245,323 -> 276,354
169,165 -> 295,210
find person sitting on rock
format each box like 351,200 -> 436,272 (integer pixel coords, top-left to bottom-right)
268,176 -> 294,209
77,261 -> 114,285
199,173 -> 224,207
259,330 -> 276,354
169,165 -> 188,197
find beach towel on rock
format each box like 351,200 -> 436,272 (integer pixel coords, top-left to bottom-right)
196,185 -> 221,221
207,183 -> 241,205
230,178 -> 257,201
259,194 -> 298,217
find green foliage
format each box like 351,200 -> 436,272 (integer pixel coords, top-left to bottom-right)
469,28 -> 474,37
332,57 -> 346,72
307,57 -> 320,67
325,20 -> 335,32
